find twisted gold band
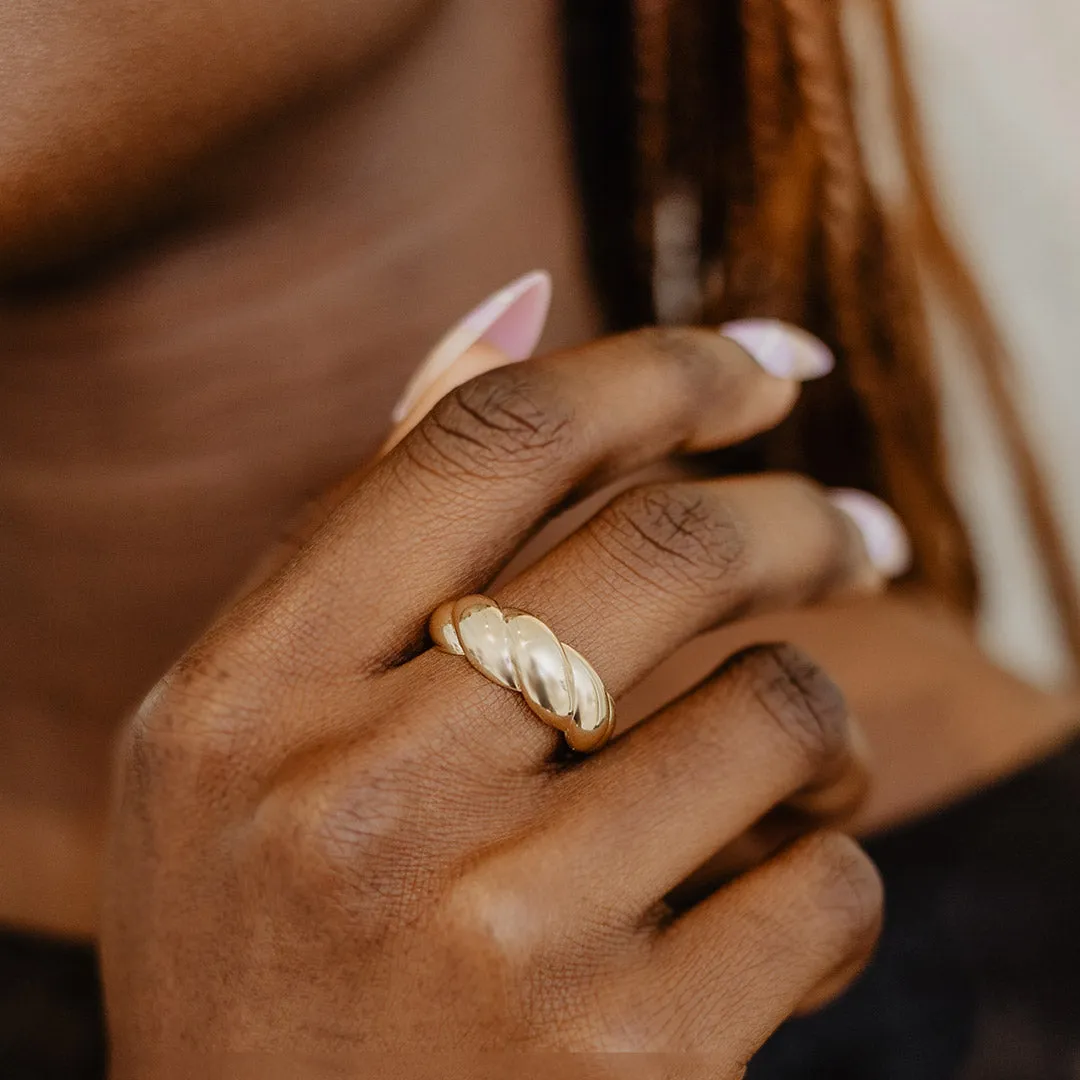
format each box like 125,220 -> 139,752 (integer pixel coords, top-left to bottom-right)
429,596 -> 615,753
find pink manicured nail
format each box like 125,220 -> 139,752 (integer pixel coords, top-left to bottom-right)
391,271 -> 553,422
720,319 -> 834,380
829,489 -> 912,579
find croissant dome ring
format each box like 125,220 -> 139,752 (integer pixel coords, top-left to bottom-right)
429,596 -> 615,753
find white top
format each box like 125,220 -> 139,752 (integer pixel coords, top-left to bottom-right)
845,0 -> 1080,686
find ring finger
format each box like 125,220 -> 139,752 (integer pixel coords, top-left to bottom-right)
472,641 -> 866,922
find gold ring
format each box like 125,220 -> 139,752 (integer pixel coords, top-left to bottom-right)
429,595 -> 615,753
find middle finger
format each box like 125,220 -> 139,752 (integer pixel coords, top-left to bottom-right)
499,474 -> 898,698
416,475 -> 906,760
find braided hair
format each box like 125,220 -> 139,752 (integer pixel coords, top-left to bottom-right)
563,0 -> 1080,666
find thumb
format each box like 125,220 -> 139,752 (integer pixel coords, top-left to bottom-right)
380,269 -> 553,454
218,271 -> 553,611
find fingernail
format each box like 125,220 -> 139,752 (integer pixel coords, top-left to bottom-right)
720,319 -> 835,380
391,270 -> 552,422
829,489 -> 912,579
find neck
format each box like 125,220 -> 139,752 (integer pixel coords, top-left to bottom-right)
0,0 -> 601,936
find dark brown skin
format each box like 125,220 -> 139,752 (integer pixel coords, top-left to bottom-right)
0,0 -> 601,935
103,328 -> 885,1068
0,0 -> 440,269
1,0 -> 1076,1054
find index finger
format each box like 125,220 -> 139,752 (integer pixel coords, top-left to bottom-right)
238,322 -> 833,675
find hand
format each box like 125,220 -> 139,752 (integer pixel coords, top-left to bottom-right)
695,587 -> 1080,835
102,324 -> 893,1073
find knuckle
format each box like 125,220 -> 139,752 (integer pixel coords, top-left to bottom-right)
439,865 -> 614,1046
293,785 -> 407,881
799,832 -> 884,953
440,867 -> 547,974
778,473 -> 865,590
627,325 -> 766,418
727,642 -> 850,767
255,743 -> 433,917
123,646 -> 260,793
593,483 -> 748,595
583,1001 -> 673,1055
412,366 -> 577,481
631,326 -> 722,383
770,471 -> 825,503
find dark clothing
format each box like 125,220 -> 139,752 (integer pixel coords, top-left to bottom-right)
5,741 -> 1080,1078
751,738 -> 1080,1079
0,930 -> 104,1079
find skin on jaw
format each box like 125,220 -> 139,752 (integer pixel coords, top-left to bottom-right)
0,0 -> 441,272
0,0 -> 603,936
